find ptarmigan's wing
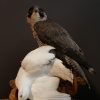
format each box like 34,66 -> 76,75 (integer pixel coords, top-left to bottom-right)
31,76 -> 71,100
50,58 -> 73,83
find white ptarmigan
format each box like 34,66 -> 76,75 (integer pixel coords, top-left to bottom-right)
15,45 -> 73,100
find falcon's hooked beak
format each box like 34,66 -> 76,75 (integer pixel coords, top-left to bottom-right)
27,6 -> 47,25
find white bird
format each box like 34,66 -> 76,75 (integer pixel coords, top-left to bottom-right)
15,67 -> 33,100
31,75 -> 71,100
15,46 -> 55,100
15,45 -> 73,100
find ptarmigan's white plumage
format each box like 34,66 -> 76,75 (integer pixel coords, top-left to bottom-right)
31,75 -> 71,100
15,67 -> 33,100
15,46 -> 55,100
50,58 -> 73,83
15,46 -> 73,100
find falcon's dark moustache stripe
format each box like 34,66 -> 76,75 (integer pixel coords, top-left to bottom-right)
27,6 -> 34,18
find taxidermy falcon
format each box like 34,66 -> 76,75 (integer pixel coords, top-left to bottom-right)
15,46 -> 73,100
26,6 -> 95,75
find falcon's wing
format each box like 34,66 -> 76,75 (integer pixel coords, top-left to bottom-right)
34,19 -> 84,55
64,56 -> 90,89
34,20 -> 94,74
50,49 -> 90,88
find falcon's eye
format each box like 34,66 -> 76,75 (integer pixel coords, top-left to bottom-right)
39,8 -> 44,12
38,8 -> 45,18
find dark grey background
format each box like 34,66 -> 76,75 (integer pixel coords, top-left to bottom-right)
0,0 -> 100,99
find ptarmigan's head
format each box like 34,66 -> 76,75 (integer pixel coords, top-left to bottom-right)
21,46 -> 55,72
27,6 -> 47,26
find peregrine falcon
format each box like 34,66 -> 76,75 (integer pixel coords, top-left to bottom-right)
26,6 -> 95,75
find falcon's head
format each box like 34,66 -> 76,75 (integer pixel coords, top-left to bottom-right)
27,6 -> 47,26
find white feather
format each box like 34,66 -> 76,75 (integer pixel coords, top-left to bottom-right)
15,67 -> 33,100
50,58 -> 73,83
31,76 -> 71,100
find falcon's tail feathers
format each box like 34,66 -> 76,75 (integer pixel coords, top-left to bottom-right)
65,48 -> 95,74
